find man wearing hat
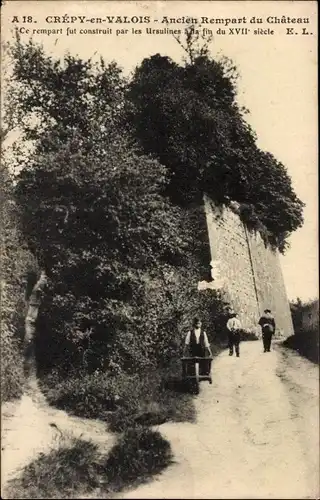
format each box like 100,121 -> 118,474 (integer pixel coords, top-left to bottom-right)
258,309 -> 276,352
226,312 -> 242,357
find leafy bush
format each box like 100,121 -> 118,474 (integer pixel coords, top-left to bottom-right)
5,437 -> 101,499
0,330 -> 24,402
283,328 -> 319,364
107,366 -> 196,433
15,127 -> 199,376
128,53 -> 304,251
1,163 -> 38,402
289,297 -> 318,333
5,429 -> 173,498
105,427 -> 173,488
286,298 -> 319,363
41,369 -> 135,419
41,364 -> 196,431
196,289 -> 231,345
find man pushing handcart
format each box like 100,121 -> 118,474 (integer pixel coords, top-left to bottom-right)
181,317 -> 213,394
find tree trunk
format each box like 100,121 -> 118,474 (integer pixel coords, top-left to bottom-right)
24,271 -> 47,381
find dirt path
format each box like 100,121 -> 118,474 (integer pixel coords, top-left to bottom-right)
1,342 -> 318,499
1,377 -> 115,497
118,341 -> 319,499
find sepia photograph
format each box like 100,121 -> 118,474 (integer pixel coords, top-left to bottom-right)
1,1 -> 318,498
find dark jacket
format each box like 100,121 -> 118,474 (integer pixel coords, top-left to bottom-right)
259,313 -> 276,334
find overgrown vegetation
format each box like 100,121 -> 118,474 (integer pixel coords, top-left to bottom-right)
5,430 -> 172,499
5,437 -> 100,499
37,286 -> 229,428
105,427 -> 173,489
127,39 -> 304,252
41,363 -> 196,431
1,28 -> 306,498
0,333 -> 24,402
284,298 -> 319,364
2,30 -> 303,423
0,162 -> 38,402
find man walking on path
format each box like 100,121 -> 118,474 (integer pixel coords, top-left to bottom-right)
226,312 -> 242,357
258,309 -> 276,352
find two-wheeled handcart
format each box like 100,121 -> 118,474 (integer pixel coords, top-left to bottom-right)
181,356 -> 213,394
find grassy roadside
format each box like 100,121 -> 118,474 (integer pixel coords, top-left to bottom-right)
39,357 -> 201,431
5,429 -> 173,499
38,339 -> 237,432
4,357 -> 197,499
282,328 -> 319,364
6,344 -> 227,499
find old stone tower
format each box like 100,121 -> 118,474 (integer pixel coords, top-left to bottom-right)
202,194 -> 294,337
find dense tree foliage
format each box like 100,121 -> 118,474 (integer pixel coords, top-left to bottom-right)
0,161 -> 38,400
289,297 -> 318,334
9,36 -> 126,143
7,38 -> 230,377
287,298 -> 319,363
1,45 -> 39,400
4,33 -> 303,382
128,53 -> 304,251
16,128 -> 200,373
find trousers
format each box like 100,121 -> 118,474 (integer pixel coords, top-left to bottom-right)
228,331 -> 240,356
262,331 -> 273,351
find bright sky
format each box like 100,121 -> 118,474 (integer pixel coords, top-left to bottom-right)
2,1 -> 318,301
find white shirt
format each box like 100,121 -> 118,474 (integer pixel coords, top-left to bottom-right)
226,318 -> 242,331
185,328 -> 210,348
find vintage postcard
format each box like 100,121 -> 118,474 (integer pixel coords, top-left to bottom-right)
1,1 -> 318,499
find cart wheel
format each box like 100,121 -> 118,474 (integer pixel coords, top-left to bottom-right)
195,380 -> 200,394
187,379 -> 198,395
190,379 -> 200,395
195,362 -> 200,394
182,379 -> 189,393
